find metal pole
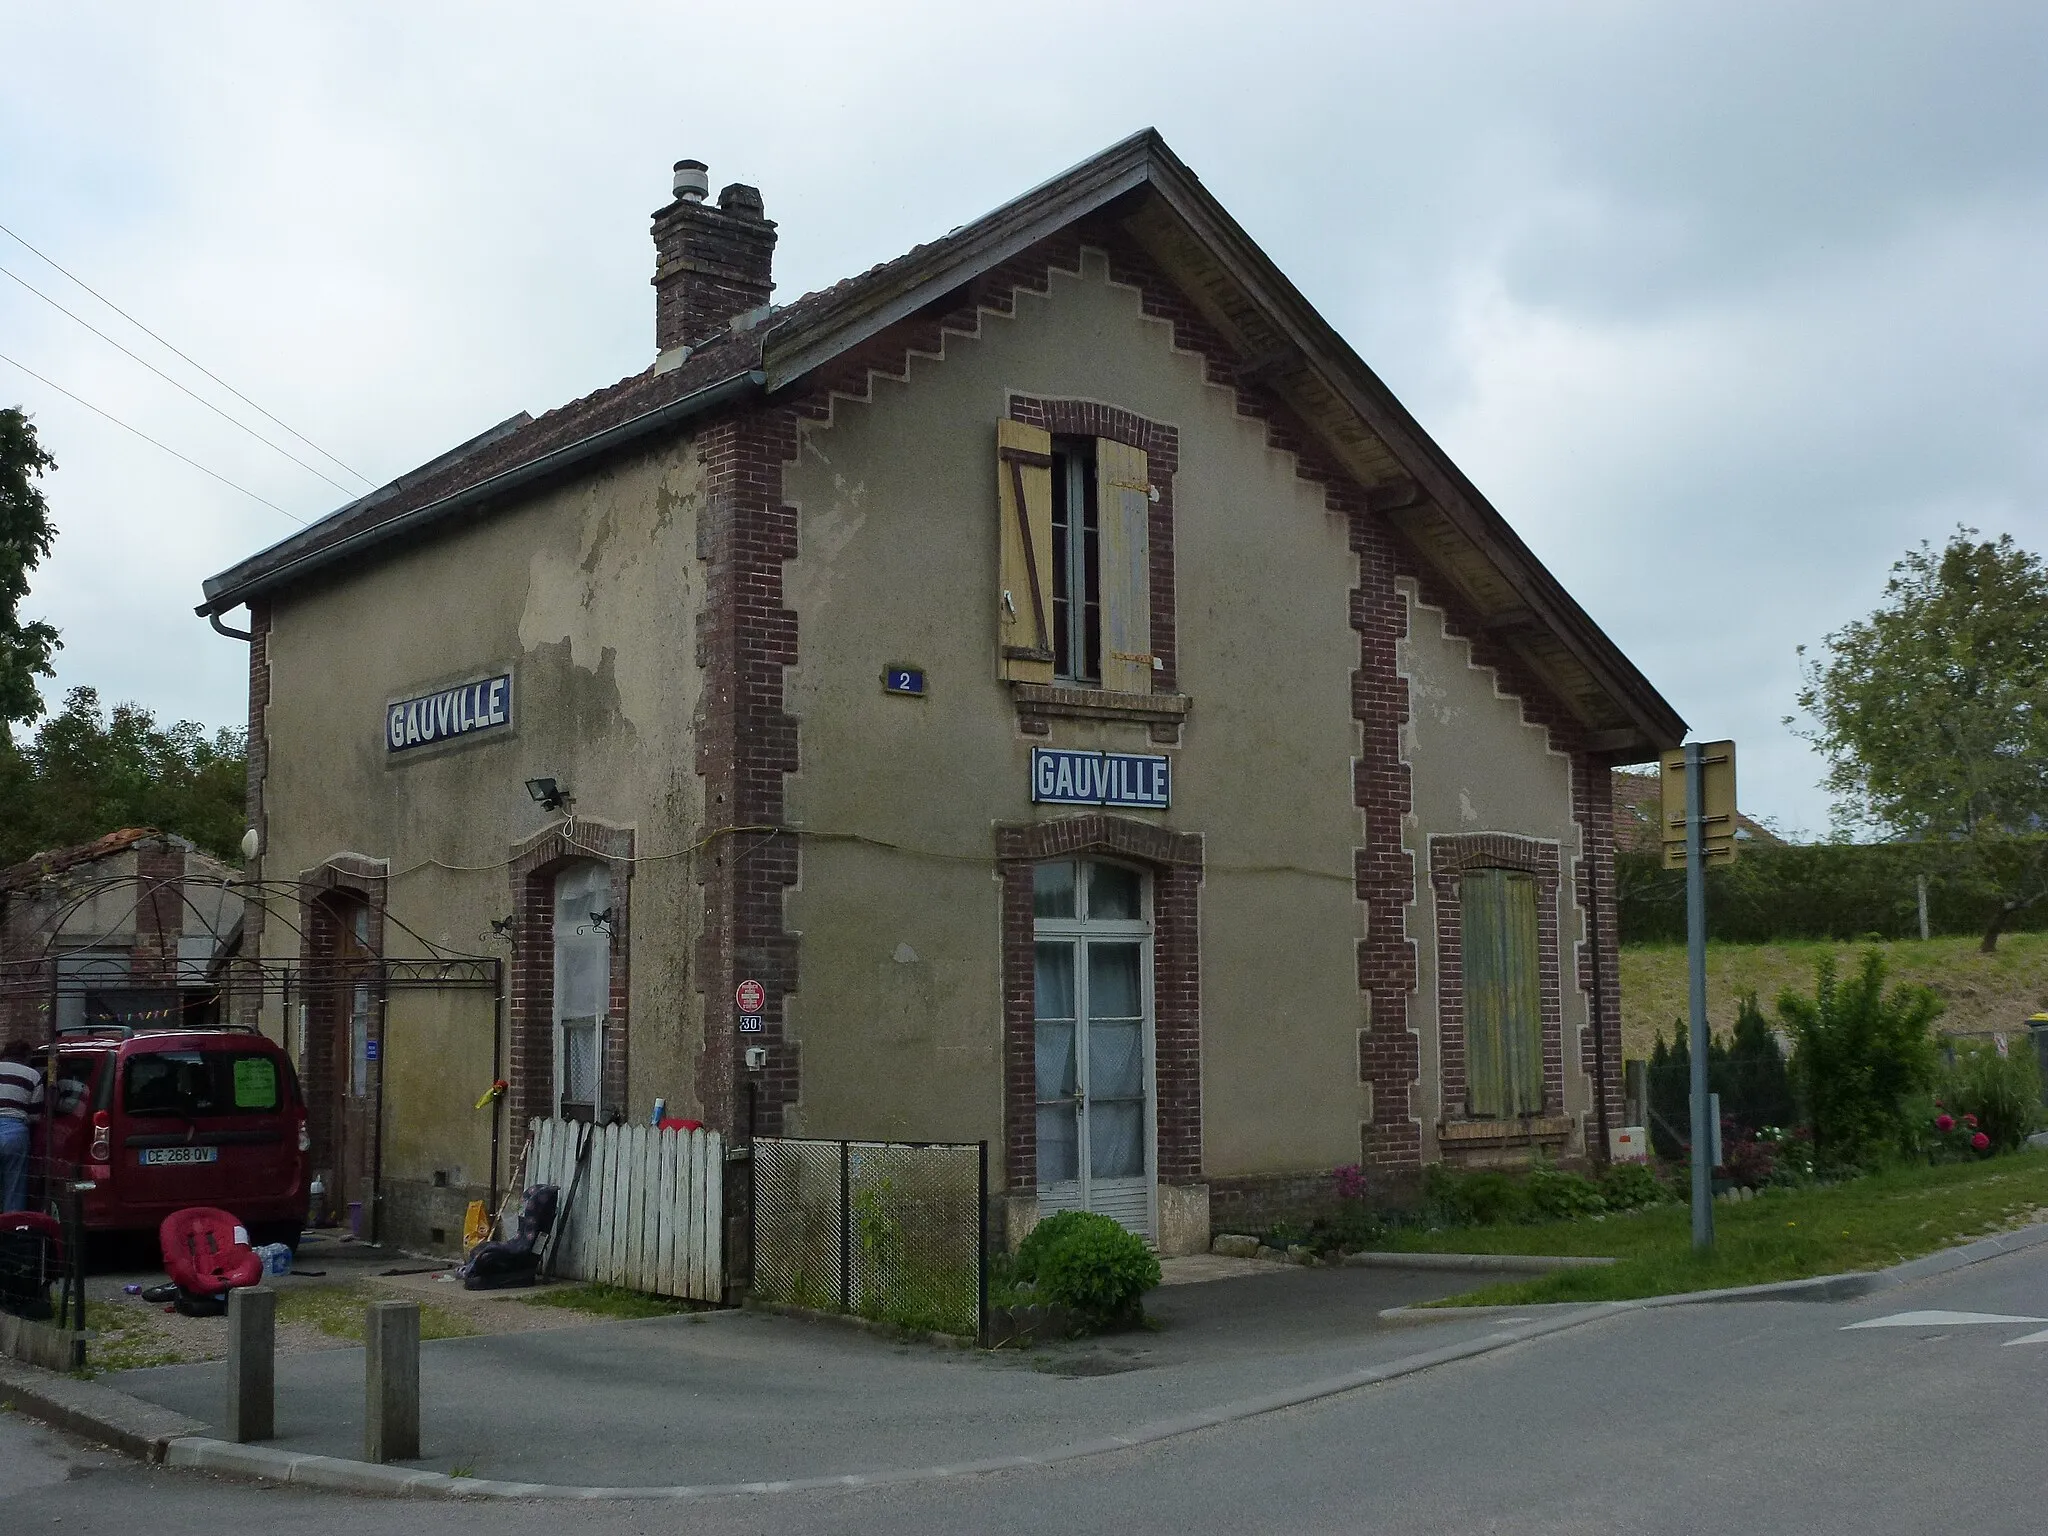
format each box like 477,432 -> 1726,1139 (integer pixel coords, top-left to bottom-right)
1685,741 -> 1714,1249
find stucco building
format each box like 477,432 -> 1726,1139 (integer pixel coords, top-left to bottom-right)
198,131 -> 1682,1255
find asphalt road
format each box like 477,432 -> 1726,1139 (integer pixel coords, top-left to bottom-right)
7,1243 -> 2046,1535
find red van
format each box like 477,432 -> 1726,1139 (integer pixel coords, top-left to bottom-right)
35,1026 -> 309,1250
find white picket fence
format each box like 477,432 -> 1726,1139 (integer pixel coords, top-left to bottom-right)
524,1118 -> 724,1302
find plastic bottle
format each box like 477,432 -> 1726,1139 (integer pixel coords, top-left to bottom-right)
307,1176 -> 325,1228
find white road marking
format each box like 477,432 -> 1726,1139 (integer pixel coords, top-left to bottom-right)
2001,1327 -> 2048,1346
1841,1310 -> 2048,1330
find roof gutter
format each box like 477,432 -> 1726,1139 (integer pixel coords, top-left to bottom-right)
197,369 -> 766,619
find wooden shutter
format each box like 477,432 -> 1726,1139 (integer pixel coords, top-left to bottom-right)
1460,869 -> 1544,1118
996,420 -> 1055,684
1095,439 -> 1152,695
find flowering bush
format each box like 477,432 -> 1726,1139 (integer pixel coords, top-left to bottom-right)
1936,1044 -> 2041,1155
1928,1102 -> 1996,1162
1756,1125 -> 1818,1184
1720,1127 -> 1777,1189
1331,1163 -> 1370,1202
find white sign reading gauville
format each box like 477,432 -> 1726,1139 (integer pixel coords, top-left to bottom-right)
386,674 -> 512,754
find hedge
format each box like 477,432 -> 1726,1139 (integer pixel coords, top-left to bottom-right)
1615,843 -> 2048,946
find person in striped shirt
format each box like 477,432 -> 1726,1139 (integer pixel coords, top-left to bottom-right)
0,1040 -> 45,1213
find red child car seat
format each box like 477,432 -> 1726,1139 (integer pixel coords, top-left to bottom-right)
159,1206 -> 263,1315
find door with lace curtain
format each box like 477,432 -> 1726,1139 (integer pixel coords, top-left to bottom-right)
554,863 -> 611,1122
1033,859 -> 1154,1238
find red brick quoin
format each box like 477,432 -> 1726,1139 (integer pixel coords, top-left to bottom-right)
1428,833 -> 1565,1121
995,815 -> 1203,1197
692,411 -> 801,1139
506,817 -> 635,1133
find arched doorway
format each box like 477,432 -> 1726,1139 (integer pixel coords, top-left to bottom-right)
1032,857 -> 1154,1237
306,888 -> 378,1225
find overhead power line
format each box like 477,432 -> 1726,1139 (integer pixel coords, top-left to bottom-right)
0,218 -> 374,489
0,348 -> 306,525
1,263 -> 359,498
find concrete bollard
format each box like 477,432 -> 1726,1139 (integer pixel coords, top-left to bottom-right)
225,1286 -> 275,1443
363,1299 -> 420,1463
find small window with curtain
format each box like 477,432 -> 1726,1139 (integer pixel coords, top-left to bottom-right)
997,420 -> 1151,694
1459,868 -> 1544,1118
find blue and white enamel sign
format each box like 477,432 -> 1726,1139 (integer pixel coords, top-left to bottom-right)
1031,748 -> 1171,809
387,674 -> 512,754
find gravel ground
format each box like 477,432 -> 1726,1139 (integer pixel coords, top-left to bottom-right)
79,1228 -> 605,1372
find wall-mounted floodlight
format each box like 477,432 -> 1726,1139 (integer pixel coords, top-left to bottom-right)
525,777 -> 571,812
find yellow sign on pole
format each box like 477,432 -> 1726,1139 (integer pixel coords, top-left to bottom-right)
1660,740 -> 1738,870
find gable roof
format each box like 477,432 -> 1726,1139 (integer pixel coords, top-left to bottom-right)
199,129 -> 1682,761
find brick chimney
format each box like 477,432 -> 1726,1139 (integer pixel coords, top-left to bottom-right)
651,159 -> 777,354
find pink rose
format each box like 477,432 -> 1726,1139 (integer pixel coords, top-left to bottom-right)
1972,1132 -> 1991,1151
1963,1114 -> 1979,1128
1935,1114 -> 1955,1132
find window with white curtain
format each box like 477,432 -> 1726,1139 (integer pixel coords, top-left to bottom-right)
553,863 -> 611,1121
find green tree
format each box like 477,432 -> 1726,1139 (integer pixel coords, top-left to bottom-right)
0,407 -> 61,724
1797,529 -> 2048,951
0,687 -> 245,865
1777,952 -> 1941,1168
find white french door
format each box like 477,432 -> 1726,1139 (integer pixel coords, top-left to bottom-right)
1034,859 -> 1154,1238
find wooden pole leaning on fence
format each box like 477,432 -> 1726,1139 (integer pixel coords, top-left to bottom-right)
226,1286 -> 275,1443
364,1299 -> 420,1463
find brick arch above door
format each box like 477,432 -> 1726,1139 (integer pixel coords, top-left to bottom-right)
994,815 -> 1203,1192
506,818 -> 635,1132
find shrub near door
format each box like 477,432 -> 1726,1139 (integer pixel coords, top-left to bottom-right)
1013,1210 -> 1160,1330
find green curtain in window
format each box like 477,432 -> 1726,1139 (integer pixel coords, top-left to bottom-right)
1461,869 -> 1544,1118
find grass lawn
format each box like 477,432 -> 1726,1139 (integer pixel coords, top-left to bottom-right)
276,1284 -> 480,1342
1620,931 -> 2048,1058
1376,1151 -> 2048,1306
521,1283 -> 707,1320
83,1300 -> 191,1373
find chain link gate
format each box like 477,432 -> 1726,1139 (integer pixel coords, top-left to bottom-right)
750,1137 -> 987,1340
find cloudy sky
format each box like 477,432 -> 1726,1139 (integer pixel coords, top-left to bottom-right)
3,2 -> 2044,835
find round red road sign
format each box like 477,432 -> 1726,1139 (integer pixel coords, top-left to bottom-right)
735,979 -> 765,1014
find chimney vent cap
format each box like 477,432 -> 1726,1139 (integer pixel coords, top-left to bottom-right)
672,159 -> 710,203
717,182 -> 765,219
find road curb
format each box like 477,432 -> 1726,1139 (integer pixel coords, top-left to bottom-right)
0,1359 -> 207,1463
144,1304 -> 1638,1501
1339,1251 -> 1616,1273
1376,1218 -> 2048,1322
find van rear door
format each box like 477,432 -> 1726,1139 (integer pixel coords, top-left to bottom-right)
118,1049 -> 294,1210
